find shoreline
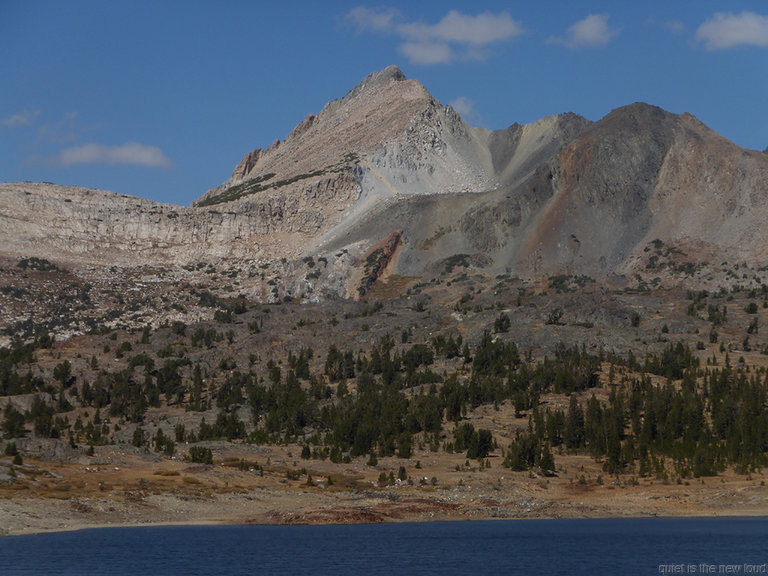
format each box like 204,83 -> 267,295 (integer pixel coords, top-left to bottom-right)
3,444 -> 768,538
4,510 -> 766,539
4,484 -> 767,538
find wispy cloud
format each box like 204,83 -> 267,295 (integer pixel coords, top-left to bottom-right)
345,7 -> 523,65
664,20 -> 685,34
449,96 -> 482,126
3,109 -> 40,127
548,14 -> 618,49
399,41 -> 455,65
398,10 -> 523,46
696,12 -> 768,50
345,6 -> 401,32
37,111 -> 90,145
56,142 -> 172,167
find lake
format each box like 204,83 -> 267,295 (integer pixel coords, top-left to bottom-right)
2,518 -> 767,575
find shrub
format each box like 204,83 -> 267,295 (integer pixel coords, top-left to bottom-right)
546,308 -> 564,325
494,313 -> 511,333
17,257 -> 58,272
188,446 -> 213,464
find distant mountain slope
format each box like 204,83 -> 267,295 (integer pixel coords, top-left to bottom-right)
304,95 -> 768,285
2,66 -> 768,298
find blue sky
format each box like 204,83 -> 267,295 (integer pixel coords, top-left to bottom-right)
2,1 -> 767,206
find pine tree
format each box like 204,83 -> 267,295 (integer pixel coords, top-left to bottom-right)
564,395 -> 585,450
539,443 -> 556,476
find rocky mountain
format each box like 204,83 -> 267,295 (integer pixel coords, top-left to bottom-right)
8,67 -> 768,532
2,66 -> 768,303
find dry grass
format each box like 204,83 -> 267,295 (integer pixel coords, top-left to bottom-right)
153,470 -> 180,477
365,275 -> 417,299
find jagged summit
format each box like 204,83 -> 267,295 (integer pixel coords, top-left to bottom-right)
341,65 -> 407,99
195,66 -> 436,207
324,65 -> 413,116
370,64 -> 407,83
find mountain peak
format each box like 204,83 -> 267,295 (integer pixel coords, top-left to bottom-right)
334,65 -> 413,107
601,102 -> 672,124
363,65 -> 407,86
197,66 -> 436,204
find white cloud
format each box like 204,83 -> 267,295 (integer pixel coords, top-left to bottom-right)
345,7 -> 523,65
3,109 -> 40,127
398,10 -> 523,46
449,96 -> 482,125
696,12 -> 768,50
548,14 -> 618,49
344,6 -> 400,33
57,142 -> 172,167
399,42 -> 455,65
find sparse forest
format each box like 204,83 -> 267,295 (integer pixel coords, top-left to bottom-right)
4,276 -> 768,486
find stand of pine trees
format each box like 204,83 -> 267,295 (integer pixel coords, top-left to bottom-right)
3,325 -> 768,479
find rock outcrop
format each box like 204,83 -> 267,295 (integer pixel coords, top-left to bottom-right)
0,171 -> 360,266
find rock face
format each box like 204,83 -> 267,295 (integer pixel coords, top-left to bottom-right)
314,100 -> 768,286
2,67 -> 768,296
204,66 -> 432,195
0,173 -> 360,266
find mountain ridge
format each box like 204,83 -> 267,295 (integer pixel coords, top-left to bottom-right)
2,66 -> 768,301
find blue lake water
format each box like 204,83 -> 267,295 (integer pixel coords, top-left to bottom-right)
2,518 -> 767,575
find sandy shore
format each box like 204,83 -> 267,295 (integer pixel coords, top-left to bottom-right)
4,485 -> 767,538
3,444 -> 768,537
